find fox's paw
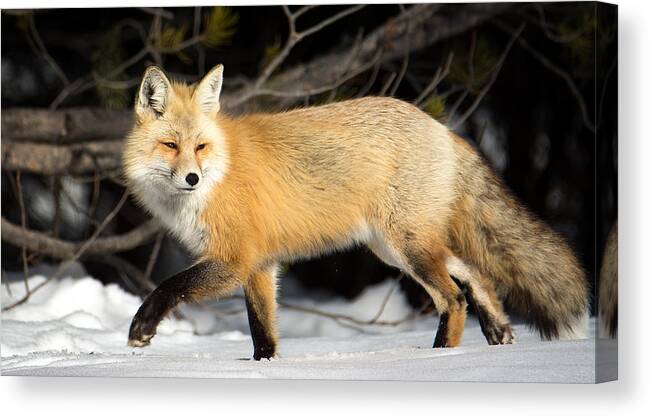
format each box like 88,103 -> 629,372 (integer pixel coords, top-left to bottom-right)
484,322 -> 514,345
128,315 -> 157,347
128,333 -> 154,348
127,299 -> 166,348
253,345 -> 277,361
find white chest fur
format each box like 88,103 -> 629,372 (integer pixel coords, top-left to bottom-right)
135,185 -> 209,256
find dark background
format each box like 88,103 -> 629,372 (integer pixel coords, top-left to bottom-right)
1,3 -> 617,315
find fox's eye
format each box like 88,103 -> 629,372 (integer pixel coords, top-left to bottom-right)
163,142 -> 177,149
196,143 -> 206,151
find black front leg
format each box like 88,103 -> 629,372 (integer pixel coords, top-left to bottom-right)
128,261 -> 242,347
244,267 -> 279,360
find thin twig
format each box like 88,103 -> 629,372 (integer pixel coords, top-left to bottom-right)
92,74 -> 141,89
276,297 -> 427,328
220,273 -> 428,330
325,29 -> 365,103
51,176 -> 62,238
413,52 -> 454,107
450,23 -> 525,130
148,13 -> 163,66
292,4 -> 319,20
27,13 -> 69,86
15,172 -> 30,294
155,35 -> 207,54
476,119 -> 489,147
49,77 -> 90,110
368,273 -> 404,324
50,47 -> 148,109
379,72 -> 397,96
114,18 -> 148,44
388,5 -> 410,97
90,253 -> 156,294
494,20 -> 595,133
143,231 -> 165,283
446,90 -> 469,123
139,7 -> 174,20
193,7 -> 206,76
87,172 -> 102,232
469,30 -> 477,84
356,52 -> 383,97
2,270 -> 13,298
523,4 -> 590,44
298,5 -> 366,40
597,58 -> 617,128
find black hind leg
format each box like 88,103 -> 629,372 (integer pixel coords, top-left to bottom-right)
462,280 -> 513,345
447,263 -> 514,346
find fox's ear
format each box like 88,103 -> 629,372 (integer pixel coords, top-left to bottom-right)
136,66 -> 172,119
193,64 -> 224,115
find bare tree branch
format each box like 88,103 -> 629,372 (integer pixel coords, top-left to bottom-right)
2,140 -> 123,175
252,49 -> 382,100
1,216 -> 160,260
1,107 -> 132,143
223,3 -> 509,111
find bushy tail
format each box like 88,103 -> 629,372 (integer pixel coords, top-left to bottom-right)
448,149 -> 589,340
599,222 -> 618,338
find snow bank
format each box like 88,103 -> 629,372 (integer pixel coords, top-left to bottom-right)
2,274 -> 598,382
2,276 -> 198,357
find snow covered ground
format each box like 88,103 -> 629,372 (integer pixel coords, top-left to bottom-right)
1,271 -> 598,382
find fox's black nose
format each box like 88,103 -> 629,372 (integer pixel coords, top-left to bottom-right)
185,173 -> 199,186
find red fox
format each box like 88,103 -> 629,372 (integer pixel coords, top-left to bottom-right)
124,65 -> 589,359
